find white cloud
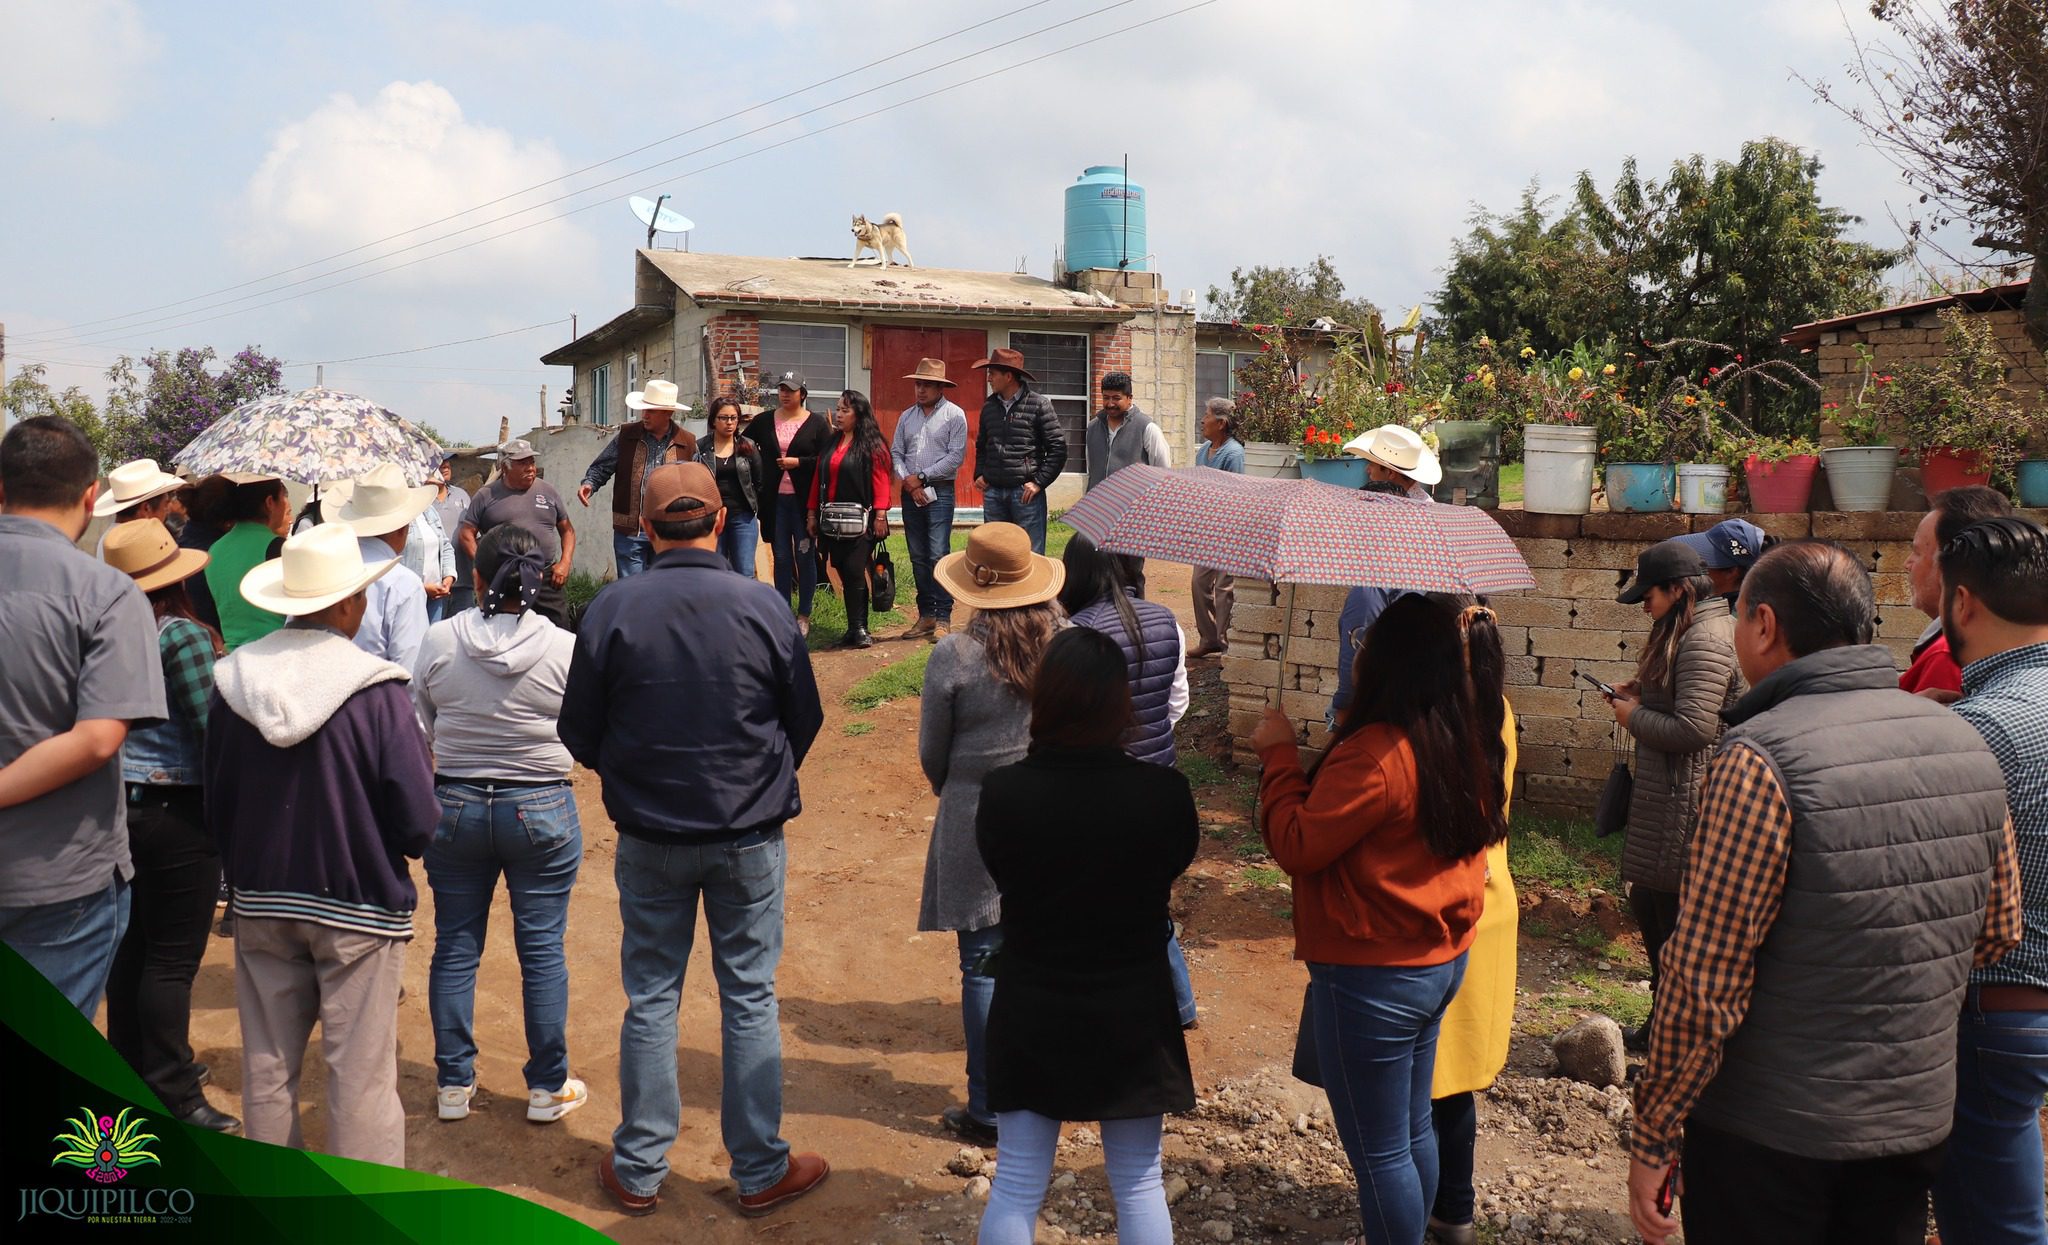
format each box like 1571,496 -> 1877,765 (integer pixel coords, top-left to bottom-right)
0,0 -> 158,126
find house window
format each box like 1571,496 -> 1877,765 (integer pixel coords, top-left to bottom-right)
625,353 -> 639,399
1197,348 -> 1287,414
759,322 -> 847,414
1008,330 -> 1089,475
590,363 -> 612,427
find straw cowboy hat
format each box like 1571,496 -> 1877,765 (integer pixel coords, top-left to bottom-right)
625,378 -> 691,412
93,458 -> 187,517
933,522 -> 1064,611
970,347 -> 1035,382
902,358 -> 956,387
240,522 -> 397,616
1344,424 -> 1442,486
101,517 -> 208,593
320,462 -> 438,536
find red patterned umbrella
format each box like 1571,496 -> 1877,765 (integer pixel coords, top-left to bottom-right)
1061,465 -> 1534,594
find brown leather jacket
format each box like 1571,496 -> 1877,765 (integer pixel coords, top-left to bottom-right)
589,422 -> 699,534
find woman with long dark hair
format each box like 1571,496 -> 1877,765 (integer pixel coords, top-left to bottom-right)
975,628 -> 1197,1245
694,395 -> 766,577
100,519 -> 241,1134
1606,540 -> 1742,1050
1251,593 -> 1508,1245
916,523 -> 1065,1148
744,375 -> 831,635
200,475 -> 291,649
808,389 -> 892,648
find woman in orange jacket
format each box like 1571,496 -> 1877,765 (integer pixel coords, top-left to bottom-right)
1251,593 -> 1510,1245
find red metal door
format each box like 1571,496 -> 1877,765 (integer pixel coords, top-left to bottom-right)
868,326 -> 988,506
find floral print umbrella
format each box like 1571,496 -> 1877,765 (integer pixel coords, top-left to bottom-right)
172,386 -> 444,485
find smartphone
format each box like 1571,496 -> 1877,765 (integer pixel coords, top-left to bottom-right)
1580,671 -> 1618,698
1657,1162 -> 1680,1217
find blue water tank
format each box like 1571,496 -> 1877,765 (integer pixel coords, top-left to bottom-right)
1064,165 -> 1147,272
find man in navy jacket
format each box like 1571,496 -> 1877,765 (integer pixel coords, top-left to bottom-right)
562,462 -> 828,1220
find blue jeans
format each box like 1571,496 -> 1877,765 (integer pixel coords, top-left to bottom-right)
718,510 -> 759,577
980,485 -> 1048,554
958,924 -> 1002,1127
424,780 -> 582,1093
613,529 -> 653,579
981,1111 -> 1171,1245
900,484 -> 956,621
1310,955 -> 1467,1245
612,829 -> 791,1198
0,877 -> 130,1016
1167,926 -> 1197,1027
770,493 -> 817,617
1932,991 -> 2048,1245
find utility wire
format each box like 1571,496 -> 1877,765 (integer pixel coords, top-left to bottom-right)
287,318 -> 567,366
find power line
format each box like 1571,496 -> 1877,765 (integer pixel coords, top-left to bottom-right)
17,0 -> 1063,342
286,319 -> 567,366
22,0 -> 1212,351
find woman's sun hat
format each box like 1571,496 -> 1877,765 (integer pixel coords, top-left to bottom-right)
240,522 -> 397,616
1343,424 -> 1442,486
320,462 -> 437,536
933,522 -> 1064,611
93,459 -> 188,517
101,518 -> 208,593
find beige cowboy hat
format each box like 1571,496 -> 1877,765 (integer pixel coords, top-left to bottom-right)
1344,424 -> 1442,486
902,357 -> 956,387
101,517 -> 208,593
933,522 -> 1064,611
240,522 -> 397,616
94,459 -> 187,517
320,462 -> 437,536
625,378 -> 691,412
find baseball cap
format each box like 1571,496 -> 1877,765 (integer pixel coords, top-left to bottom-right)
499,438 -> 536,461
1616,540 -> 1707,604
774,370 -> 807,391
1670,519 -> 1768,572
642,462 -> 720,521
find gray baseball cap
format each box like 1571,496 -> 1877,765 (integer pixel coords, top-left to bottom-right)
499,438 -> 537,461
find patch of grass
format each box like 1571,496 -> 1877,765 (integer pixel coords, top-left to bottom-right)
1241,864 -> 1287,890
1507,812 -> 1623,895
565,570 -> 605,618
1523,918 -> 1556,940
1498,460 -> 1524,507
1203,825 -> 1234,841
842,647 -> 933,712
1179,753 -> 1225,786
842,720 -> 876,737
1232,839 -> 1269,859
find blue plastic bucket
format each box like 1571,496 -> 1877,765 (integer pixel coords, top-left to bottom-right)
1604,463 -> 1674,513
1300,456 -> 1371,488
2019,460 -> 2048,508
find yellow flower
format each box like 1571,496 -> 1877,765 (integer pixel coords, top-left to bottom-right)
1520,346 -> 1536,359
1568,366 -> 1584,381
1602,364 -> 1616,376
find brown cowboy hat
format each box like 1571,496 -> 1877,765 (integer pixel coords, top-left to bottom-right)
902,357 -> 957,387
933,522 -> 1063,611
970,347 -> 1034,382
102,517 -> 209,594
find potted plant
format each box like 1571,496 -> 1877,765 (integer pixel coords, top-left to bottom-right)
1519,346 -> 1610,515
1600,403 -> 1675,512
1665,385 -> 1734,515
1736,434 -> 1822,513
1228,323 -> 1311,478
1883,308 -> 2031,497
2020,405 -> 2048,506
1819,345 -> 1902,511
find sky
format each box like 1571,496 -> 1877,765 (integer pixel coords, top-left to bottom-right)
0,0 -> 1946,448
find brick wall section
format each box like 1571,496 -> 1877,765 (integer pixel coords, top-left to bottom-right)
1815,305 -> 2046,440
705,312 -> 761,402
1218,505 -> 2048,819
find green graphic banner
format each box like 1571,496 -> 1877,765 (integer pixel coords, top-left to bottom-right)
1,945 -> 608,1242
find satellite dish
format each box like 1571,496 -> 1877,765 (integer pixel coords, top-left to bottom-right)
630,194 -> 694,249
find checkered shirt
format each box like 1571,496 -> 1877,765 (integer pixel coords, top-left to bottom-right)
1629,742 -> 2022,1167
160,618 -> 217,730
1956,640 -> 2048,990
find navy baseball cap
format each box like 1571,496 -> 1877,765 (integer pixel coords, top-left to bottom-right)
1671,519 -> 1768,572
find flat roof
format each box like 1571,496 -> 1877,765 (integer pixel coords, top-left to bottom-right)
639,250 -> 1137,319
1780,279 -> 2030,348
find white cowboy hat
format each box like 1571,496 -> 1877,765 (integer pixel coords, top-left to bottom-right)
1344,424 -> 1442,486
320,462 -> 437,536
625,378 -> 691,412
93,459 -> 187,517
239,522 -> 397,616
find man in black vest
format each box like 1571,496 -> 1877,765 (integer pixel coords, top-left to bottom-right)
1628,540 -> 2021,1245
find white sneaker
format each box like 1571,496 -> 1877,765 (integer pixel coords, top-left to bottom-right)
528,1076 -> 588,1123
437,1083 -> 476,1121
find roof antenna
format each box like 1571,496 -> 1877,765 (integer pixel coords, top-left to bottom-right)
1119,153 -> 1130,270
630,194 -> 695,250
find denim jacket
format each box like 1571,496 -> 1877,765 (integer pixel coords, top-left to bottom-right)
122,617 -> 209,786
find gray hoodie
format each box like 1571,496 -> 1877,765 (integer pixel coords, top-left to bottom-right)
413,610 -> 577,781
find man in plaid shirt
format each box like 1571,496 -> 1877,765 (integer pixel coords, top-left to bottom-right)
1929,516 -> 2048,1245
1629,542 -> 2021,1245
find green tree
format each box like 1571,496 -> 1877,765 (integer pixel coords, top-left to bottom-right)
3,364 -> 111,462
102,346 -> 286,467
1205,255 -> 1380,327
1435,183 -> 1629,355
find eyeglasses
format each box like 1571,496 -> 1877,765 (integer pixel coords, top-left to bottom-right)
713,413 -> 740,423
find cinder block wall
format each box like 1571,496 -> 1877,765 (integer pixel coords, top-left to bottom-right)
1219,505 -> 2048,818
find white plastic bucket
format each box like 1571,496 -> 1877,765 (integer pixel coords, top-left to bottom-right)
1676,463 -> 1730,514
1242,441 -> 1300,479
1521,424 -> 1598,515
1821,446 -> 1900,512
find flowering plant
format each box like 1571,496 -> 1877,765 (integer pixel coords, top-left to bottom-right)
1228,321 -> 1316,445
1875,308 -> 2032,479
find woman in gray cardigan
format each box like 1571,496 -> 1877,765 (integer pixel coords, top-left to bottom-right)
916,523 -> 1065,1148
1605,540 -> 1744,1049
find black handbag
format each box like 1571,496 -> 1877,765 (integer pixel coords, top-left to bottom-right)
818,501 -> 868,539
1290,983 -> 1323,1087
1595,722 -> 1634,839
869,548 -> 898,612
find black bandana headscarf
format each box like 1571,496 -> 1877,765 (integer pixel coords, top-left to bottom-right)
481,547 -> 546,617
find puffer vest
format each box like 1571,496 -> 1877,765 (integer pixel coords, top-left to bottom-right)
610,422 -> 700,534
1071,590 -> 1182,766
1084,409 -> 1156,490
1688,645 -> 2010,1160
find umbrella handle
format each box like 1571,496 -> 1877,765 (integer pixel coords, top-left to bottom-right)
1273,584 -> 1295,708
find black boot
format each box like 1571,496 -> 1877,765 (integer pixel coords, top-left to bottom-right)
844,629 -> 873,650
178,1100 -> 243,1135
